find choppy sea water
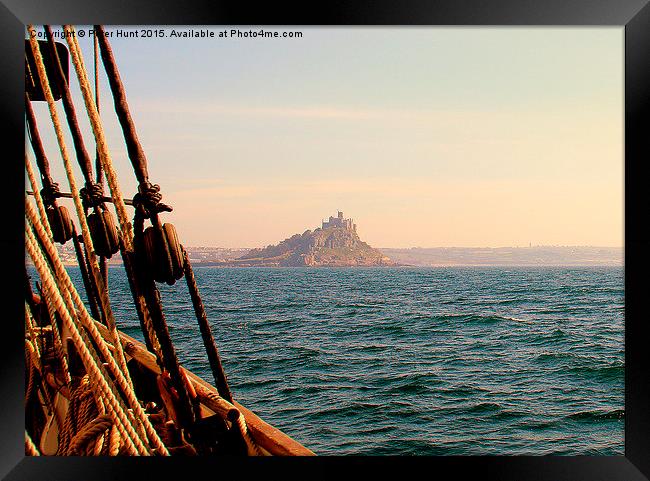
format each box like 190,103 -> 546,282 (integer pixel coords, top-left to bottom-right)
61,266 -> 623,455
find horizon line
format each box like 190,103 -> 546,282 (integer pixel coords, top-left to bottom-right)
180,244 -> 624,250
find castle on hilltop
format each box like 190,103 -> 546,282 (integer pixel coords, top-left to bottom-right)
322,211 -> 356,232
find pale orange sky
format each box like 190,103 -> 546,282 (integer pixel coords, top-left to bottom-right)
32,27 -> 623,248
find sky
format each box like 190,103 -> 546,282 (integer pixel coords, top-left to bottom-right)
28,26 -> 623,248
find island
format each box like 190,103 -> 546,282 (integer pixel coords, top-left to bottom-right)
223,211 -> 395,267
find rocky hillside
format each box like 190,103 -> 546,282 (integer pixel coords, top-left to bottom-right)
236,218 -> 393,267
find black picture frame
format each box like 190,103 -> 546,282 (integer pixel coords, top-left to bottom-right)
2,1 -> 648,479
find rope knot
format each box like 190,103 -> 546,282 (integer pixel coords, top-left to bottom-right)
40,182 -> 61,207
80,182 -> 105,210
133,181 -> 172,220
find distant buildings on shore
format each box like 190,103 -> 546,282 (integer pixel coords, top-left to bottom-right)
322,211 -> 356,232
41,238 -> 622,268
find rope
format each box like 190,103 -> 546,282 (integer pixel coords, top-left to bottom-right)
27,206 -> 148,450
234,411 -> 263,456
120,242 -> 164,358
28,202 -> 147,431
85,30 -> 191,416
43,26 -> 110,224
139,276 -> 198,430
71,228 -> 103,323
92,398 -> 108,455
28,263 -> 72,421
64,23 -> 166,371
182,249 -> 233,402
69,414 -> 112,455
109,424 -> 121,455
24,93 -> 57,200
74,29 -> 204,425
24,306 -> 41,364
27,25 -> 133,392
24,340 -> 37,407
94,24 -> 149,184
64,25 -> 177,377
93,31 -> 109,286
63,25 -> 133,250
24,310 -> 56,415
39,289 -> 72,387
26,200 -> 169,455
57,376 -> 99,455
24,333 -> 56,420
39,31 -> 165,415
70,30 -> 228,433
27,233 -> 145,456
27,25 -> 245,457
25,223 -> 149,456
93,31 -> 103,185
25,431 -> 40,456
44,25 -> 95,186
25,154 -> 52,238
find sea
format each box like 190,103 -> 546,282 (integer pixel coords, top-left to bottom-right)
59,266 -> 624,455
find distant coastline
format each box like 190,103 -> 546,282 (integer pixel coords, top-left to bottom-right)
46,245 -> 623,268
379,246 -> 622,267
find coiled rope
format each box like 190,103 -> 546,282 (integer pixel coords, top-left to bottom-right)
68,413 -> 112,455
26,223 -> 147,454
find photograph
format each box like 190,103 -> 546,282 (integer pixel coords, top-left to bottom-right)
24,24 -> 625,458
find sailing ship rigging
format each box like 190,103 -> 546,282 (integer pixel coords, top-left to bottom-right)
24,24 -> 313,456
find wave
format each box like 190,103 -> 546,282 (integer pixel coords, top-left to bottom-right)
385,382 -> 433,395
334,302 -> 385,309
528,328 -> 567,345
347,343 -> 390,352
310,402 -> 384,419
437,385 -> 488,397
434,314 -> 503,325
467,402 -> 502,413
467,315 -> 502,324
374,323 -> 406,333
258,317 -> 295,326
356,425 -> 394,435
567,363 -> 624,381
491,409 -> 528,421
567,409 -> 624,421
286,343 -> 329,356
524,419 -> 560,431
502,316 -> 534,324
234,377 -> 281,389
278,385 -> 322,395
449,314 -> 533,325
380,372 -> 442,394
535,351 -> 575,363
